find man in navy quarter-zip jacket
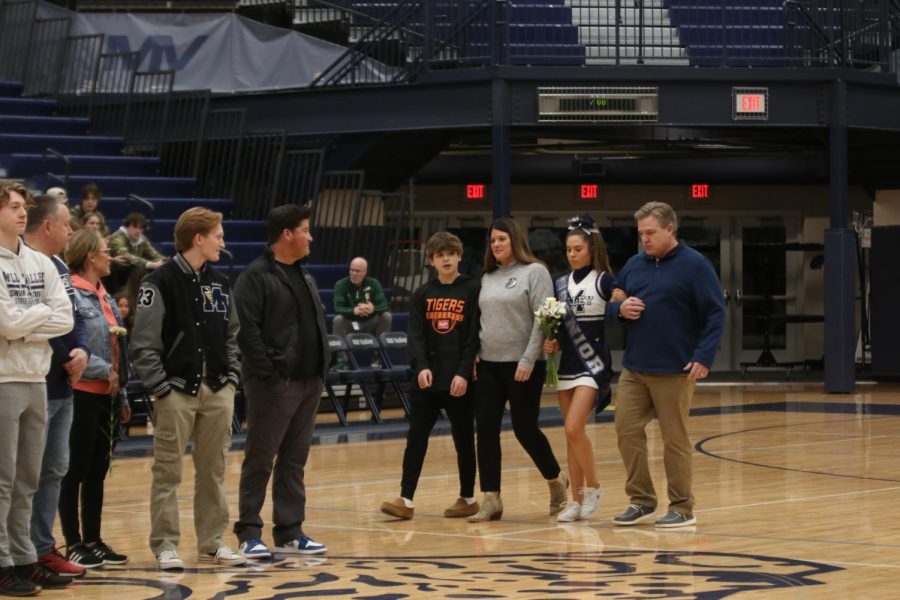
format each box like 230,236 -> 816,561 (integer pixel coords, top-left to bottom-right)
607,201 -> 725,529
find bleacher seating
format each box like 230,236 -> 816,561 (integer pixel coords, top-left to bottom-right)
0,81 -> 410,352
348,0 -> 586,66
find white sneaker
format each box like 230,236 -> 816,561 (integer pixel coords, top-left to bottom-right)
157,549 -> 184,571
579,486 -> 603,520
556,501 -> 582,522
200,546 -> 247,566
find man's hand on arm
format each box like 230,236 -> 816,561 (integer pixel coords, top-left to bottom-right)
619,296 -> 646,320
64,348 -> 88,385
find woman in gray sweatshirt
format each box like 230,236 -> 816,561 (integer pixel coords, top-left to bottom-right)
468,218 -> 567,522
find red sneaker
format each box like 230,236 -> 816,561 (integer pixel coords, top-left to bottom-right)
38,547 -> 86,578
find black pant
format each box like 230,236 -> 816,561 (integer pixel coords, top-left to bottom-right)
59,390 -> 115,545
475,361 -> 560,492
234,377 -> 322,545
400,389 -> 476,500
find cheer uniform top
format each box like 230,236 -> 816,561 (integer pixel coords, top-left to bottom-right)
557,265 -> 614,391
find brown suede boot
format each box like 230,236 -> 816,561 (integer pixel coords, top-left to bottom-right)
443,497 -> 479,518
380,498 -> 414,520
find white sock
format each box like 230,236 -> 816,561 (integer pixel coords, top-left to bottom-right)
400,497 -> 414,508
463,497 -> 476,505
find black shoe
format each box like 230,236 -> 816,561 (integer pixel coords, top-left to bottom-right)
93,540 -> 129,565
15,563 -> 69,590
0,567 -> 39,596
66,543 -> 104,568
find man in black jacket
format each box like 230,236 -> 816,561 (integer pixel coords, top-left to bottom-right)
131,207 -> 245,570
232,204 -> 329,558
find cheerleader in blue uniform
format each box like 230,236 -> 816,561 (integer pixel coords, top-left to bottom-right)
544,214 -> 617,522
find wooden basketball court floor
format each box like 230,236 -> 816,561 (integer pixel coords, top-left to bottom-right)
60,382 -> 900,599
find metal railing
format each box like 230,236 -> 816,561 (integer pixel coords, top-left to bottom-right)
43,147 -> 71,191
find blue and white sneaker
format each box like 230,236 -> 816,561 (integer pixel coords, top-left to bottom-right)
275,535 -> 327,555
239,539 -> 272,559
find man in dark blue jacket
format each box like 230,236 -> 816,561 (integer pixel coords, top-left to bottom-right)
608,201 -> 725,529
24,195 -> 90,579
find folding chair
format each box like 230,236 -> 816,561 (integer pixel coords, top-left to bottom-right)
343,333 -> 392,423
325,335 -> 352,427
377,331 -> 413,416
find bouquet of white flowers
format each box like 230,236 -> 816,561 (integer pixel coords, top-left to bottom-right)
535,297 -> 567,386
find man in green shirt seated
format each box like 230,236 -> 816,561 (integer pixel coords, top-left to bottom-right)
332,256 -> 392,337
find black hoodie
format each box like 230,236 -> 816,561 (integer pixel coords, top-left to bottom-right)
407,274 -> 480,392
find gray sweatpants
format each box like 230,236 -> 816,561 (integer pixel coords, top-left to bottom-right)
0,382 -> 47,567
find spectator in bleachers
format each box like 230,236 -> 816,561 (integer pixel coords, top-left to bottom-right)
60,229 -> 131,570
232,204 -> 329,559
332,256 -> 392,337
46,187 -> 68,206
131,207 -> 245,571
380,232 -> 480,521
108,213 -> 165,271
107,212 -> 165,293
70,183 -> 108,236
23,195 -> 90,579
80,212 -> 103,234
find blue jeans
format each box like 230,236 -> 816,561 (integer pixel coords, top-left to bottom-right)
30,395 -> 73,556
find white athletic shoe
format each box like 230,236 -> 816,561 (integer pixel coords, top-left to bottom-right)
579,486 -> 603,520
157,549 -> 184,571
556,501 -> 582,522
200,546 -> 247,566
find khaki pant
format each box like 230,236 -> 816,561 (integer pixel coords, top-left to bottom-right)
149,383 -> 234,555
614,368 -> 696,514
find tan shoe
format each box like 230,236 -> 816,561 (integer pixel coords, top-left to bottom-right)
444,497 -> 480,518
468,494 -> 503,522
548,471 -> 568,515
380,498 -> 413,520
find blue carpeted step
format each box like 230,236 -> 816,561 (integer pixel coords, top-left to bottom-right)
0,97 -> 56,116
0,133 -> 124,155
44,175 -> 196,197
0,81 -> 23,98
0,154 -> 160,178
0,115 -> 89,135
100,197 -> 233,220
305,264 -> 350,289
158,241 -> 264,264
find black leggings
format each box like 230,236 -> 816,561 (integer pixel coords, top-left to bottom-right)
400,389 -> 476,500
475,361 -> 560,492
59,390 -> 115,546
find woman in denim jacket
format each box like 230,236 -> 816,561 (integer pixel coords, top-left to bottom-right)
59,229 -> 131,569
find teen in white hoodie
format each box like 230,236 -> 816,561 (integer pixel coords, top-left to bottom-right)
0,183 -> 74,594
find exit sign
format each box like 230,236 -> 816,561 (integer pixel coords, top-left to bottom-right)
690,183 -> 710,199
465,183 -> 485,201
732,87 -> 768,121
579,183 -> 599,200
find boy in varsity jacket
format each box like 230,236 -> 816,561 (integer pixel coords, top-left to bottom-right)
380,232 -> 480,520
131,207 -> 245,570
0,183 -> 74,595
